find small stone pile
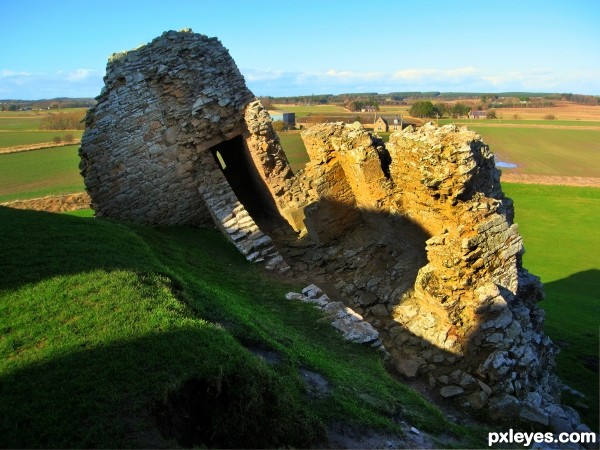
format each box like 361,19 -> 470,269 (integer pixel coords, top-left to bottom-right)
286,284 -> 382,348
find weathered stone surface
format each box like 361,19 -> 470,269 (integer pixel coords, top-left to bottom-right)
80,29 -> 291,273
440,385 -> 465,398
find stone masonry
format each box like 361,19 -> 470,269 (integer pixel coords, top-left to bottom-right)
80,30 -> 585,431
79,29 -> 289,271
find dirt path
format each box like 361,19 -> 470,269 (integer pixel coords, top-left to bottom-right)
501,173 -> 600,187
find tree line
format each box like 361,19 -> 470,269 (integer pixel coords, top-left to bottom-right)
409,101 -> 472,119
39,111 -> 86,130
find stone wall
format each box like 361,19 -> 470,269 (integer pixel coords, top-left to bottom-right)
271,122 -> 578,429
81,30 -> 582,431
79,30 -> 290,271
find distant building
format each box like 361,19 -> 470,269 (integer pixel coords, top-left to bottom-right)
374,116 -> 389,132
361,106 -> 377,112
470,110 -> 486,119
270,112 -> 296,127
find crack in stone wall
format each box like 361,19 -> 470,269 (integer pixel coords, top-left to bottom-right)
80,29 -> 585,432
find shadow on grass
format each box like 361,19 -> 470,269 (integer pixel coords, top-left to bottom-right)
0,206 -> 163,291
542,269 -> 600,431
0,327 -> 324,449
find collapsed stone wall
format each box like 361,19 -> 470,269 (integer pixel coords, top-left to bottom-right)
80,30 -> 582,431
271,122 -> 576,429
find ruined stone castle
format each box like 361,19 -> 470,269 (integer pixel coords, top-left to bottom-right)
79,29 -> 583,432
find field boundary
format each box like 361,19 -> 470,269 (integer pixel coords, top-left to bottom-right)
0,140 -> 82,155
501,173 -> 600,187
0,192 -> 90,212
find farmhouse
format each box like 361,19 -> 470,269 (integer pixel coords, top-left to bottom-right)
374,116 -> 388,132
80,29 -> 579,431
470,110 -> 486,119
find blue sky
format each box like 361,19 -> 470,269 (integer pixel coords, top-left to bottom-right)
1,0 -> 599,99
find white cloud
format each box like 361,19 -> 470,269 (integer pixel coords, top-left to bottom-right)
65,69 -> 94,82
393,67 -> 479,81
244,68 -> 285,82
0,68 -> 103,99
1,69 -> 34,78
325,69 -> 384,81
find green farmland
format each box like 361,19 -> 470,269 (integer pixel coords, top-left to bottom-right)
0,146 -> 84,202
468,126 -> 600,178
0,117 -> 44,130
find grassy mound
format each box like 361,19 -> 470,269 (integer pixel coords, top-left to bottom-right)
0,207 -> 480,448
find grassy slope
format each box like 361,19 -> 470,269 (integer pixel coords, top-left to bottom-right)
0,207 -> 482,448
0,145 -> 85,202
503,183 -> 600,429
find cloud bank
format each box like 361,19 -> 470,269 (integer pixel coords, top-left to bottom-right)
2,66 -> 598,100
0,69 -> 103,99
243,66 -> 600,96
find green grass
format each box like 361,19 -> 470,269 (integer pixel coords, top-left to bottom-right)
0,130 -> 83,148
0,207 -> 484,448
278,132 -> 311,172
0,145 -> 85,202
0,117 -> 44,130
504,183 -> 600,429
469,127 -> 600,177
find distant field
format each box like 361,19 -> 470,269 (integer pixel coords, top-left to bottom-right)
439,119 -> 600,127
489,101 -> 600,121
0,108 -> 87,144
0,146 -> 84,202
504,183 -> 599,428
469,127 -> 600,178
272,104 -> 349,117
0,117 -> 44,130
0,131 -> 83,148
0,107 -> 88,118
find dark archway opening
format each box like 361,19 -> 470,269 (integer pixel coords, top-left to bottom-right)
209,135 -> 290,236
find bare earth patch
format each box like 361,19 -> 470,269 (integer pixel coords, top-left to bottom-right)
0,140 -> 81,155
501,173 -> 600,188
0,192 -> 90,212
